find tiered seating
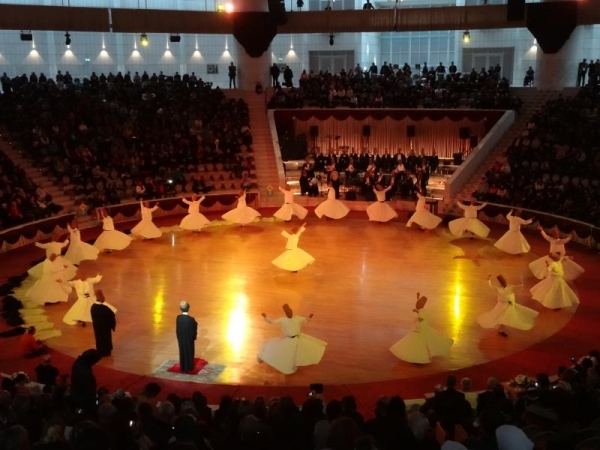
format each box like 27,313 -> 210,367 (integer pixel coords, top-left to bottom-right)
0,71 -> 256,214
268,64 -> 521,111
473,85 -> 600,226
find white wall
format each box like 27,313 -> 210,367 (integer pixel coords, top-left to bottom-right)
271,32 -> 363,81
0,23 -> 598,88
0,30 -> 238,88
460,28 -> 537,84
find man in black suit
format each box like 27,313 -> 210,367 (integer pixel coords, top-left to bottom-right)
433,375 -> 471,431
71,348 -> 102,414
90,290 -> 116,357
176,301 -> 198,372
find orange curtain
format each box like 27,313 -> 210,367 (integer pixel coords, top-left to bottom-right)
295,116 -> 486,159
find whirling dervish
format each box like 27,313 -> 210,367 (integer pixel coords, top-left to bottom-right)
131,201 -> 163,239
530,253 -> 580,310
389,292 -> 454,364
477,275 -> 538,337
271,222 -> 315,273
93,208 -> 132,252
63,274 -> 104,326
179,194 -> 211,232
273,185 -> 308,222
28,238 -> 77,281
26,253 -> 73,305
258,303 -> 327,375
406,191 -> 442,230
65,219 -> 100,265
493,210 -> 533,255
314,181 -> 350,220
448,199 -> 490,238
366,183 -> 398,223
528,227 -> 584,281
222,189 -> 261,226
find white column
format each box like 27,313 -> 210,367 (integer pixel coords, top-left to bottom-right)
534,11 -> 586,90
232,0 -> 272,90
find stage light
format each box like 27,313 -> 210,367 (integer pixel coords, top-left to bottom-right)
20,31 -> 33,42
140,33 -> 148,46
329,34 -> 334,46
225,3 -> 233,12
64,32 -> 71,46
169,34 -> 181,43
217,3 -> 226,12
462,30 -> 471,44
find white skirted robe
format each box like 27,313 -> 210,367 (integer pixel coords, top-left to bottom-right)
477,280 -> 538,330
131,202 -> 163,239
528,231 -> 585,281
389,309 -> 454,364
366,187 -> 398,222
271,226 -> 315,272
28,240 -> 77,280
493,213 -> 533,254
273,188 -> 308,221
258,315 -> 327,374
179,197 -> 211,231
448,201 -> 490,238
222,192 -> 261,225
26,258 -> 73,305
406,193 -> 442,230
314,188 -> 349,220
94,216 -> 132,251
65,225 -> 100,265
63,275 -> 103,325
530,258 -> 580,309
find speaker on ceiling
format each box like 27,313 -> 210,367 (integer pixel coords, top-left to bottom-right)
407,125 -> 416,138
459,127 -> 470,140
310,126 -> 319,137
363,125 -> 371,137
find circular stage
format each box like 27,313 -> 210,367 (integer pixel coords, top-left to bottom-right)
0,210 -> 597,404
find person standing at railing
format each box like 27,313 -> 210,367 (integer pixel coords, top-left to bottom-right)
228,62 -> 237,89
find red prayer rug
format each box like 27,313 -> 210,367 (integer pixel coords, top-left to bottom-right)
166,358 -> 208,374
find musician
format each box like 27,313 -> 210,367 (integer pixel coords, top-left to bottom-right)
428,150 -> 440,173
315,153 -> 328,172
301,156 -> 315,179
327,164 -> 341,199
346,157 -> 357,181
338,151 -> 350,171
299,169 -> 311,196
362,167 -> 376,199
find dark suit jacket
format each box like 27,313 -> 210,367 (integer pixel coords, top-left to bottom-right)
434,388 -> 471,426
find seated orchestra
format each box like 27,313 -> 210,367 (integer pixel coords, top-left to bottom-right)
297,149 -> 442,200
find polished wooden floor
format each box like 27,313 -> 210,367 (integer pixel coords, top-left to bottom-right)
2,210 -> 595,390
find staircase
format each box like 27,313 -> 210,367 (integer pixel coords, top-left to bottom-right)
0,141 -> 96,227
440,87 -> 578,216
242,91 -> 284,208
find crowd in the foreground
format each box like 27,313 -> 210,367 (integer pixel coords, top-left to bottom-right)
2,348 -> 600,449
0,70 -> 256,224
473,85 -> 600,226
268,62 -> 521,111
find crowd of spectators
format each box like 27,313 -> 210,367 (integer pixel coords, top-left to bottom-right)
473,85 -> 600,226
268,62 -> 520,111
0,149 -> 62,230
0,70 -> 256,215
2,348 -> 600,450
